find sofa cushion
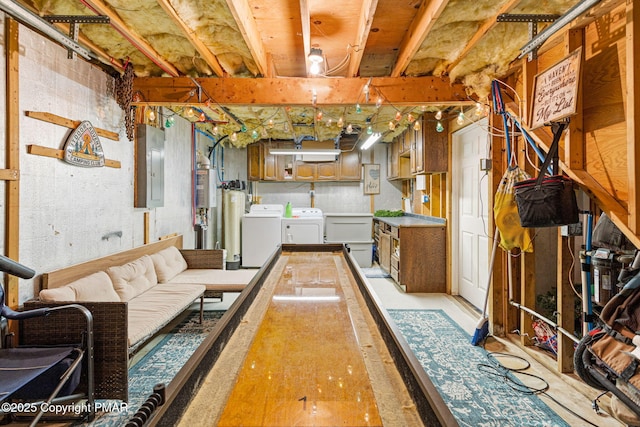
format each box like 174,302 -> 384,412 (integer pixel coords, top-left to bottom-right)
150,246 -> 188,283
39,271 -> 119,302
126,284 -> 204,348
106,255 -> 158,302
168,269 -> 256,292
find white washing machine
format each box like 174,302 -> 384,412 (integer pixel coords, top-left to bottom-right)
241,204 -> 284,267
281,208 -> 324,244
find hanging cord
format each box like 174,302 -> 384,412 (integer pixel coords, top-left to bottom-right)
478,352 -> 601,426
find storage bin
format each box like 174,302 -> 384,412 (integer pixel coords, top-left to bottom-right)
346,241 -> 373,268
324,213 -> 373,242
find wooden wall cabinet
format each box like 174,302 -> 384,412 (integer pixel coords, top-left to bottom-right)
387,139 -> 399,179
338,142 -> 362,181
247,143 -> 262,181
414,120 -> 448,173
247,141 -> 361,182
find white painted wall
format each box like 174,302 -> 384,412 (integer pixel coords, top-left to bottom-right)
0,15 -> 195,303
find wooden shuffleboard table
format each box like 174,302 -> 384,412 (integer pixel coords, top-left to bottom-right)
148,244 -> 457,426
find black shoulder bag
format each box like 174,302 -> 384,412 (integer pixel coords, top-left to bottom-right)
513,122 -> 579,228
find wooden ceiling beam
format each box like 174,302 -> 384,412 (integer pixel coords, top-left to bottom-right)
156,0 -> 225,77
300,0 -> 311,76
225,0 -> 270,77
82,0 -> 180,76
391,0 -> 450,77
445,0 -> 521,74
132,76 -> 470,106
347,0 -> 379,77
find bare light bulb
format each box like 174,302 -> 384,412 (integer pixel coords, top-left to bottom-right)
310,61 -> 321,75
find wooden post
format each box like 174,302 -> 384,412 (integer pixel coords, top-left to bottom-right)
144,212 -> 150,244
5,18 -> 20,333
627,0 -> 640,234
520,60 -> 538,347
489,108 -> 507,337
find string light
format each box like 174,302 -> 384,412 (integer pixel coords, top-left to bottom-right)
185,107 -> 195,118
146,108 -> 156,121
435,110 -> 442,120
395,111 -> 402,121
456,110 -> 465,126
388,121 -> 396,131
251,129 -> 259,140
268,119 -> 274,129
346,124 -> 353,134
367,125 -> 373,135
316,110 -> 323,121
375,97 -> 383,108
337,116 -> 344,128
230,132 -> 238,142
198,111 -> 206,122
413,120 -> 421,131
355,104 -> 362,114
212,125 -> 219,135
164,116 -> 174,128
436,121 -> 444,133
407,113 -> 415,123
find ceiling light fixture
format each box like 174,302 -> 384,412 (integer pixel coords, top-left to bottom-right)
308,47 -> 324,75
269,148 -> 341,156
361,132 -> 382,150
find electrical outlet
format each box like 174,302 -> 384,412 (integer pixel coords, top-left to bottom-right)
561,221 -> 583,237
480,158 -> 492,171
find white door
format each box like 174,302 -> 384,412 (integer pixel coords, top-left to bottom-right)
452,119 -> 490,309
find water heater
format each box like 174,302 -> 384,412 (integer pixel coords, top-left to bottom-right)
195,169 -> 217,208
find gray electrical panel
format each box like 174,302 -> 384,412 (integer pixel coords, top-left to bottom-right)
135,124 -> 165,208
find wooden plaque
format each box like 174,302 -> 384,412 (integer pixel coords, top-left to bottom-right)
530,47 -> 582,129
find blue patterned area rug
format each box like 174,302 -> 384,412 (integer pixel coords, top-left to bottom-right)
87,310 -> 225,426
388,309 -> 569,427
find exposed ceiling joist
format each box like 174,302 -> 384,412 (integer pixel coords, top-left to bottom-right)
82,0 -> 180,76
156,0 -> 224,77
391,0 -> 450,77
346,0 -> 379,77
225,0 -> 270,76
300,0 -> 311,76
132,76 -> 470,106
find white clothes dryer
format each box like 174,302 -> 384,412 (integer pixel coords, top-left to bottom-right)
281,208 -> 324,244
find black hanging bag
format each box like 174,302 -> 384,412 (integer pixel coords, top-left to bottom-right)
513,122 -> 579,228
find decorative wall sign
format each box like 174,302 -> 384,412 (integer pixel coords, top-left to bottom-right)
530,47 -> 582,129
63,121 -> 105,167
364,164 -> 380,194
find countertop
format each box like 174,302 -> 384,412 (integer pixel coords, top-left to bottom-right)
374,214 -> 446,227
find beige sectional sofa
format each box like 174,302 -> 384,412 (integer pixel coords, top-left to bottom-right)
21,235 -> 257,402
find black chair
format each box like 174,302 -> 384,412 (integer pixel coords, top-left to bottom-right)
0,255 -> 95,425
